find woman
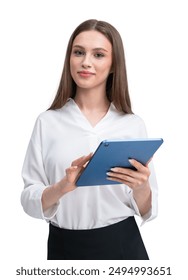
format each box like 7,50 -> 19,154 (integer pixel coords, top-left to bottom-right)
21,19 -> 158,260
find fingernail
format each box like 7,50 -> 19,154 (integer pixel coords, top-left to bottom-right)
106,177 -> 112,180
73,166 -> 78,169
129,159 -> 134,164
110,168 -> 116,171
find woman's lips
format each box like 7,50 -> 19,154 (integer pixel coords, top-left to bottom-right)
78,71 -> 95,77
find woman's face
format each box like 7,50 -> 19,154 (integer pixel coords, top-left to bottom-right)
70,30 -> 112,92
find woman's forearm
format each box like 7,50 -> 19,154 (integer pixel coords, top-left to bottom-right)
133,182 -> 152,216
42,177 -> 77,212
41,154 -> 92,212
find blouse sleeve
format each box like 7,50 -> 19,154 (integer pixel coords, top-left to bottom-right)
20,116 -> 59,220
127,115 -> 158,225
128,161 -> 158,225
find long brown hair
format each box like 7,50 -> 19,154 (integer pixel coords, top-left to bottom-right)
48,19 -> 133,114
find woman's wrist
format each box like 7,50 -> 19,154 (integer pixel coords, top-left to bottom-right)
132,182 -> 152,216
54,177 -> 76,196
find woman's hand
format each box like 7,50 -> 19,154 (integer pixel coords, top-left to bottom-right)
106,158 -> 152,216
62,153 -> 93,192
106,159 -> 151,190
42,153 -> 92,212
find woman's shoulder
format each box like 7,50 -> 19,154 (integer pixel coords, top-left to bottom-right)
111,106 -> 147,136
121,114 -> 147,134
37,108 -> 61,119
36,100 -> 71,121
126,113 -> 146,125
111,103 -> 145,123
114,109 -> 146,125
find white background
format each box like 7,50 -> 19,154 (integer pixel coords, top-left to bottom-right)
0,0 -> 187,279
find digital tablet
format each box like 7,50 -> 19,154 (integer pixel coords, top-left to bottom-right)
76,138 -> 163,186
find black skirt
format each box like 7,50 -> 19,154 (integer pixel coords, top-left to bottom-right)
47,216 -> 149,260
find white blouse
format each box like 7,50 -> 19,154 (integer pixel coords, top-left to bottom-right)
21,98 -> 158,229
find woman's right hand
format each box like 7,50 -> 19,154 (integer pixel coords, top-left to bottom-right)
61,153 -> 93,193
42,153 -> 92,212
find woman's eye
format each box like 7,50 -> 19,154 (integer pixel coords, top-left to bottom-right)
94,53 -> 105,58
73,50 -> 85,56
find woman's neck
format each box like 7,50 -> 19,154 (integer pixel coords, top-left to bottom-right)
74,89 -> 110,127
74,89 -> 110,112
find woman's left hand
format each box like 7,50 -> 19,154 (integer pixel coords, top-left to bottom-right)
107,158 -> 152,216
107,158 -> 151,191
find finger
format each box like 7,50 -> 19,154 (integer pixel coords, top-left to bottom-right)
65,166 -> 79,183
128,159 -> 151,178
110,167 -> 137,179
66,165 -> 84,183
108,165 -> 150,185
107,171 -> 134,184
128,159 -> 147,171
107,170 -> 149,189
66,165 -> 79,174
71,153 -> 92,167
107,176 -> 132,185
82,153 -> 93,167
71,156 -> 86,167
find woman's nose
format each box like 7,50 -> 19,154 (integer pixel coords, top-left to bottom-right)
82,55 -> 92,68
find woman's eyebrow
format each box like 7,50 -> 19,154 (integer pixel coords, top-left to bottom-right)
72,45 -> 108,52
72,45 -> 85,49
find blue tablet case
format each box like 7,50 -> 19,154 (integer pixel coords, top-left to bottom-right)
76,138 -> 163,186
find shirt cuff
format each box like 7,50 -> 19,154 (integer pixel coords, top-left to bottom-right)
42,201 -> 60,221
128,189 -> 157,226
21,184 -> 59,220
39,185 -> 60,221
